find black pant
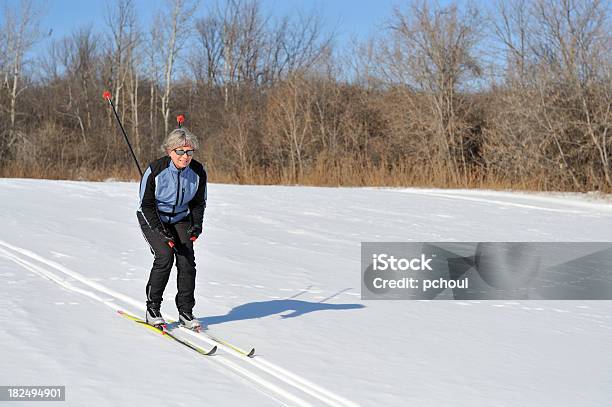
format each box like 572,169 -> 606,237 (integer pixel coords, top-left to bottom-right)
137,212 -> 197,313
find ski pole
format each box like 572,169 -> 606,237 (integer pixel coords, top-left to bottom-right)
103,90 -> 143,177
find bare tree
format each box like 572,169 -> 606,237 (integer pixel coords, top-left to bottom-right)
383,0 -> 483,183
191,14 -> 224,86
0,0 -> 41,152
144,28 -> 161,145
489,0 -> 612,189
150,0 -> 197,136
265,74 -> 316,182
191,0 -> 331,94
492,0 -> 530,85
224,104 -> 258,180
105,0 -> 141,154
262,9 -> 333,84
105,0 -> 139,109
532,0 -> 611,187
53,27 -> 100,145
196,0 -> 267,106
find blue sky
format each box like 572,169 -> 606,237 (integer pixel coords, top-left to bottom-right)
4,0 -> 421,51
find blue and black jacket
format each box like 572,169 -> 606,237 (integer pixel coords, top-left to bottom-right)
138,156 -> 207,230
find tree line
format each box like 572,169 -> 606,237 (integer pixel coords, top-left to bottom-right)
1,0 -> 610,191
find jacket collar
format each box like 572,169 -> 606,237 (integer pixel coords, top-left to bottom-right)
168,159 -> 185,173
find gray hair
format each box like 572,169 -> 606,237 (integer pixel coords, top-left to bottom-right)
160,128 -> 200,153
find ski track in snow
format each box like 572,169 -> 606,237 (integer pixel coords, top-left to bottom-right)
402,190 -> 586,213
0,239 -> 359,407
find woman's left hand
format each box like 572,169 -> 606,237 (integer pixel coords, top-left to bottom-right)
187,225 -> 203,241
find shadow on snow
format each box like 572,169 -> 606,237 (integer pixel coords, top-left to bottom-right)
197,298 -> 365,327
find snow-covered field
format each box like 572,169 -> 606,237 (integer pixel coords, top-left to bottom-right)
1,178 -> 611,406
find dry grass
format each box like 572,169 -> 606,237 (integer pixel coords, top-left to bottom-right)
2,157 -> 608,195
203,159 -> 605,193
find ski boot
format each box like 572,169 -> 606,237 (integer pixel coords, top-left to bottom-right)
178,311 -> 201,332
146,306 -> 166,328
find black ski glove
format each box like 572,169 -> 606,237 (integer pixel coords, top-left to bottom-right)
154,227 -> 176,249
187,225 -> 203,241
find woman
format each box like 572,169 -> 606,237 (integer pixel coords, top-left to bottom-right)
137,128 -> 207,329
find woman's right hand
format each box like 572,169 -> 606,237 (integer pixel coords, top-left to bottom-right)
154,227 -> 176,249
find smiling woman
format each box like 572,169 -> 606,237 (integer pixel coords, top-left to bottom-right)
136,127 -> 207,330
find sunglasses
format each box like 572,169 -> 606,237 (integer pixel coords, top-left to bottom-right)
174,149 -> 195,156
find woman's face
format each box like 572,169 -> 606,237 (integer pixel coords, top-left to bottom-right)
168,145 -> 195,169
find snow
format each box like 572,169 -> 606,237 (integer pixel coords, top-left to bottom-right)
1,178 -> 611,406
